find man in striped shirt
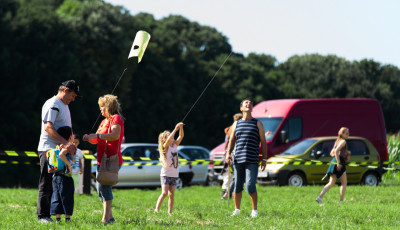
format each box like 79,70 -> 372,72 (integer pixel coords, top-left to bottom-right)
225,99 -> 268,218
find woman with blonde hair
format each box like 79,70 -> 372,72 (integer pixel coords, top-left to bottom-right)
83,94 -> 124,224
316,127 -> 350,203
155,122 -> 184,214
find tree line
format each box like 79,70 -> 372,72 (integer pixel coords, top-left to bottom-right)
1,0 -> 400,152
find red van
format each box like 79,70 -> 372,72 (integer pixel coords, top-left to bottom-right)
209,98 -> 388,183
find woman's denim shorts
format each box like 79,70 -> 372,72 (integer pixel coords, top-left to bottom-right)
233,162 -> 258,194
96,165 -> 121,202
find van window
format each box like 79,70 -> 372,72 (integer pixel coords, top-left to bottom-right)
282,117 -> 302,141
347,140 -> 369,156
257,117 -> 283,141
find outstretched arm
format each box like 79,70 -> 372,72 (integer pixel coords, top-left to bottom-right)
175,123 -> 184,146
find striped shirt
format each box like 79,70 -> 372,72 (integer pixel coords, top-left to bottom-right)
234,118 -> 260,164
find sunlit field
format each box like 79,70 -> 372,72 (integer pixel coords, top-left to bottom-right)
1,184 -> 400,229
1,135 -> 399,229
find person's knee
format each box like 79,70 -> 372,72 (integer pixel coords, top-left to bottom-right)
246,181 -> 257,194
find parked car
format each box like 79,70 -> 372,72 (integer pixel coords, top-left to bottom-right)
258,137 -> 385,186
177,145 -> 210,185
210,98 -> 388,183
92,143 -> 194,188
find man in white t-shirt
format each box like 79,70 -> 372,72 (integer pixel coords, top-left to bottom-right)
36,80 -> 81,223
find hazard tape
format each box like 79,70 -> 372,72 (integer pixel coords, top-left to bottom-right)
3,150 -> 399,171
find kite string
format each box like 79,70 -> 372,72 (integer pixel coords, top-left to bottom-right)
181,52 -> 233,122
89,68 -> 128,132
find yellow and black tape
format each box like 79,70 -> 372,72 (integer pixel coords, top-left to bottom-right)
0,150 -> 38,157
2,150 -> 399,171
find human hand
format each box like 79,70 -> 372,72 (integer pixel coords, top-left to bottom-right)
261,160 -> 267,171
225,154 -> 231,165
79,169 -> 83,174
83,134 -> 90,141
65,143 -> 77,154
67,165 -> 72,175
175,122 -> 184,130
337,164 -> 342,170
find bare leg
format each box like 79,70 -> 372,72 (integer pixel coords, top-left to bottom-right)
101,201 -> 107,223
249,192 -> 257,210
155,184 -> 169,212
168,185 -> 176,214
319,175 -> 337,198
234,192 -> 242,210
340,172 -> 347,201
106,200 -> 112,221
102,200 -> 112,222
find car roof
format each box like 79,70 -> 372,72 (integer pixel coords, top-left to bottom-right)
178,145 -> 210,151
121,143 -> 158,148
308,136 -> 369,141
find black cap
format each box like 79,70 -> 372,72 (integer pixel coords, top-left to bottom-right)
61,80 -> 81,97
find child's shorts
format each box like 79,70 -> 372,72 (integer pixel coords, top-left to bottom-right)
161,176 -> 178,186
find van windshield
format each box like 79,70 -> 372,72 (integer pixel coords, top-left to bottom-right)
280,139 -> 318,155
257,117 -> 283,141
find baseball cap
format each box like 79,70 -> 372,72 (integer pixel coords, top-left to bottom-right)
61,80 -> 81,97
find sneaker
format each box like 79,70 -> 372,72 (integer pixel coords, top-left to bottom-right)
106,217 -> 115,224
231,209 -> 240,216
316,196 -> 323,204
37,217 -> 53,223
250,210 -> 258,218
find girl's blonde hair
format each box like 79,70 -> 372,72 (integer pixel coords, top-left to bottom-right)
158,131 -> 169,165
98,94 -> 122,118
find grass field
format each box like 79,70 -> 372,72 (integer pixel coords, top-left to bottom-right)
1,185 -> 400,229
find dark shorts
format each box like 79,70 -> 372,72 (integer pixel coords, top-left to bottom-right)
326,156 -> 346,179
161,176 -> 178,186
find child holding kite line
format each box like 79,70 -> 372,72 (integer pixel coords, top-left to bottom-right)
155,122 -> 184,214
316,127 -> 351,203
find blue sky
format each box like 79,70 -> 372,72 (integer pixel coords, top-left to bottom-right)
106,0 -> 400,67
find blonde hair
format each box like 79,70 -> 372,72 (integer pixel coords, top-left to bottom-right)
158,131 -> 169,165
98,94 -> 122,118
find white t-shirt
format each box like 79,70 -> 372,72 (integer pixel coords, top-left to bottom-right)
160,143 -> 179,178
38,96 -> 72,151
72,148 -> 83,174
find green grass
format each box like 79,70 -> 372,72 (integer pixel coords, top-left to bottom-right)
1,185 -> 400,229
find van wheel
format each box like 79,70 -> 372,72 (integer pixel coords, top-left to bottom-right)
288,172 -> 306,187
361,172 -> 379,186
176,178 -> 183,190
